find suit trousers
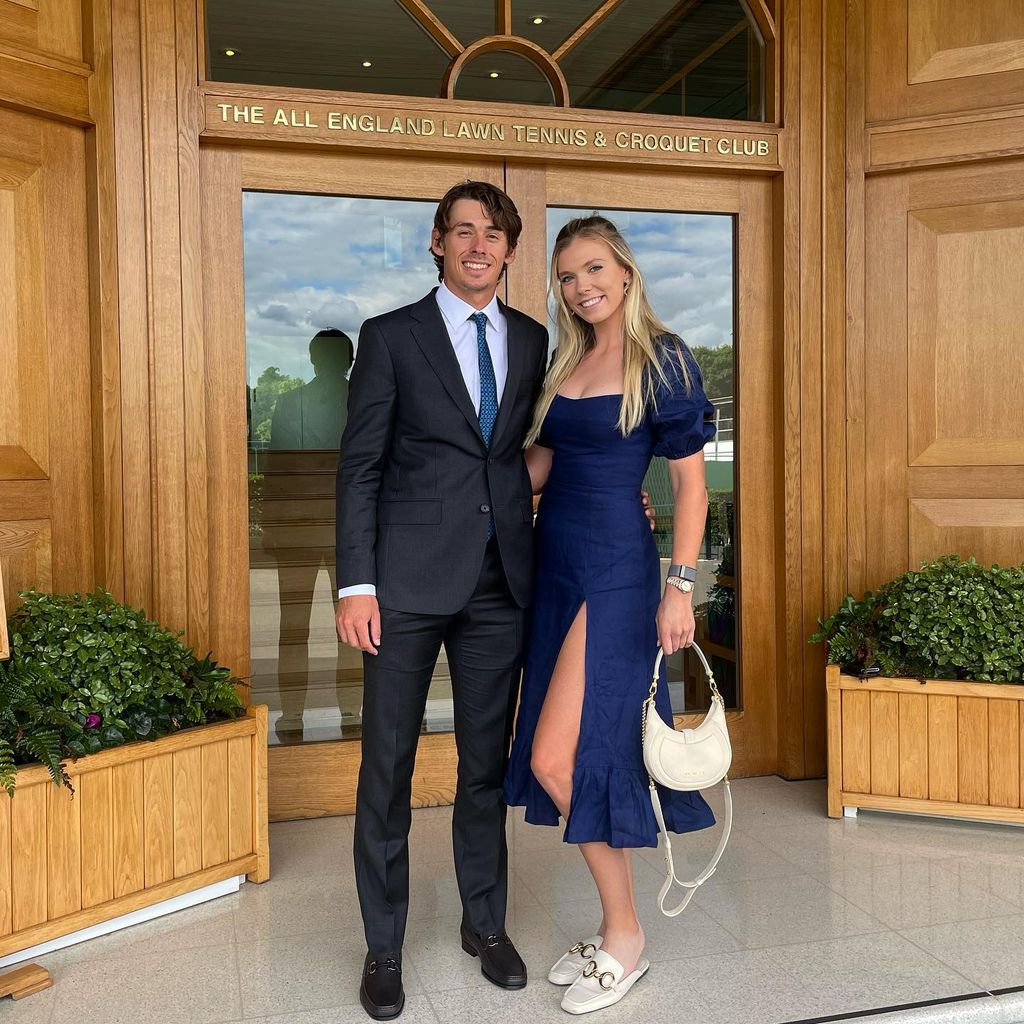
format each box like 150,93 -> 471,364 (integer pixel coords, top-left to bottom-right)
353,538 -> 524,954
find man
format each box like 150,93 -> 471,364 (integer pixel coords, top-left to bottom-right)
335,181 -> 547,1020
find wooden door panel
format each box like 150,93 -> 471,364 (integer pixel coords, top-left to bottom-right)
0,106 -> 92,603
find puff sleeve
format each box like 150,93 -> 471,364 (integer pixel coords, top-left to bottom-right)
650,341 -> 717,460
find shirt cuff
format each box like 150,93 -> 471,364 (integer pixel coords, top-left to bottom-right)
338,584 -> 377,599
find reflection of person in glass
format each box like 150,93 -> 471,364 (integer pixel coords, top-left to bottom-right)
267,328 -> 353,742
503,217 -> 717,1014
270,328 -> 353,450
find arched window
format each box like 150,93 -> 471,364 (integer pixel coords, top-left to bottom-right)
208,0 -> 775,122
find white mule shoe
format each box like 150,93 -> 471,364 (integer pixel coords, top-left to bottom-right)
548,935 -> 603,985
560,949 -> 650,1014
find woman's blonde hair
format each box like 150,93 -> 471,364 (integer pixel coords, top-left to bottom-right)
525,215 -> 693,446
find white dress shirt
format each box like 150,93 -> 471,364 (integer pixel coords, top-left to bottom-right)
338,283 -> 509,599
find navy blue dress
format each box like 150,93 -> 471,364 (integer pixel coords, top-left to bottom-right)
503,340 -> 718,848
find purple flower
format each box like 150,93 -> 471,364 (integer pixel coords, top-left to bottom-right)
85,713 -> 102,730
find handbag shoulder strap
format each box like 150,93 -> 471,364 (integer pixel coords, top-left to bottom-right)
649,778 -> 733,917
647,642 -> 731,917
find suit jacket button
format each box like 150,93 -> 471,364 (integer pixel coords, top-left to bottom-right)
480,504 -> 491,513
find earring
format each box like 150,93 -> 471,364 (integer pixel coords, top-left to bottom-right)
624,281 -> 631,294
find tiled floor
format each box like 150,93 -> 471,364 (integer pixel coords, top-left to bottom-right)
9,776 -> 1024,1024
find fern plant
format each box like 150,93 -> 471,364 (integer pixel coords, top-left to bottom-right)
2,590 -> 245,795
0,662 -> 74,795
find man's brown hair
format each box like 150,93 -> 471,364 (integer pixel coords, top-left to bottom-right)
430,180 -> 523,280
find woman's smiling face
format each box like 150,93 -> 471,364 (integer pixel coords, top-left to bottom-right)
556,236 -> 632,329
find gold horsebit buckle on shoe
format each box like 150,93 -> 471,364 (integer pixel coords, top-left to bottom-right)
582,960 -> 616,990
569,941 -> 597,958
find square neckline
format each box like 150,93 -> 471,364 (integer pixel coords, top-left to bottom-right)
554,392 -> 624,401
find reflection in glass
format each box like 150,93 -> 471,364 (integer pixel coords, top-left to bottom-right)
559,0 -> 763,120
454,50 -> 555,106
207,0 -> 450,96
547,207 -> 738,713
206,1 -> 766,123
244,192 -> 452,746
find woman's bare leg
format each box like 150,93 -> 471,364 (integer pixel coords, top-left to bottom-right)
530,605 -> 645,973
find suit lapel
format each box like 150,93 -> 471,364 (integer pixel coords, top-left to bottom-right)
490,299 -> 526,448
409,290 -> 484,444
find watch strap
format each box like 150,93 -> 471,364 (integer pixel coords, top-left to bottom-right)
667,564 -> 698,582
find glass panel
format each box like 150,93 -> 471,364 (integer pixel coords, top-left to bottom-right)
454,50 -> 556,106
244,191 -> 450,746
546,207 -> 738,713
428,0 -> 495,46
514,3 -> 598,51
559,0 -> 764,121
206,0 -> 450,96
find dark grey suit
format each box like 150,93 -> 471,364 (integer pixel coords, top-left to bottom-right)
336,288 -> 547,954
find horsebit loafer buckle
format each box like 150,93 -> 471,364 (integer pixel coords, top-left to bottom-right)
582,960 -> 616,990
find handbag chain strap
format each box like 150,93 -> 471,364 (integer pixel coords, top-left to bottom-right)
643,641 -> 733,917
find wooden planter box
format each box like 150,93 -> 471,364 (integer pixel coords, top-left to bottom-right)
827,665 -> 1024,823
0,705 -> 269,959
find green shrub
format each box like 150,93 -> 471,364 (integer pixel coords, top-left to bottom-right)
811,555 -> 1024,682
0,590 -> 244,796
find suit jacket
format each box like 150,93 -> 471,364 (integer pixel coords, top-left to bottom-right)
336,288 -> 548,615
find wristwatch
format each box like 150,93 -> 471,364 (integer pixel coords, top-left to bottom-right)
667,563 -> 698,582
665,576 -> 695,595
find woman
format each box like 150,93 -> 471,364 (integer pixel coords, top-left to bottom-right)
503,216 -> 717,1015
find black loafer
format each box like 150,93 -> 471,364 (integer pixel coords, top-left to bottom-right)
460,923 -> 527,989
360,952 -> 405,1020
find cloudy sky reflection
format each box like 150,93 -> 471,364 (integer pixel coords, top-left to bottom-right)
243,192 -> 734,386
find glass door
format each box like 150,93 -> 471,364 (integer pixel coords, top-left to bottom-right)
506,164 -> 777,776
202,148 -> 504,818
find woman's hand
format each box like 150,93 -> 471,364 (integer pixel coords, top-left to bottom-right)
656,587 -> 695,655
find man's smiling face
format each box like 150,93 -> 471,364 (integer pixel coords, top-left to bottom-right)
431,198 -> 516,308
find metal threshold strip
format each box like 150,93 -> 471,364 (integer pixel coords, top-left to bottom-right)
780,984 -> 1024,1024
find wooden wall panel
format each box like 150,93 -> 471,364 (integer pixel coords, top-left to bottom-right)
907,1 -> 1024,84
910,499 -> 1024,570
907,202 -> 1024,468
0,0 -> 83,62
864,160 -> 1024,585
0,104 -> 91,602
867,0 -> 1024,121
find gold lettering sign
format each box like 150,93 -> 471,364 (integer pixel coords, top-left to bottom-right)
206,99 -> 778,168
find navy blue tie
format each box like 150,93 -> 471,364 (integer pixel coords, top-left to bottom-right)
471,311 -> 497,538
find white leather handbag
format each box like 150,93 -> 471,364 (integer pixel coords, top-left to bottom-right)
642,642 -> 733,917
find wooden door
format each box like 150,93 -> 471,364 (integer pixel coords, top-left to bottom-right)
505,164 -> 778,777
201,147 -> 504,819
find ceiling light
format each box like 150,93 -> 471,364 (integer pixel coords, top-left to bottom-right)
489,71 -> 499,78
222,47 -> 237,57
362,60 -> 372,67
532,16 -> 544,24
